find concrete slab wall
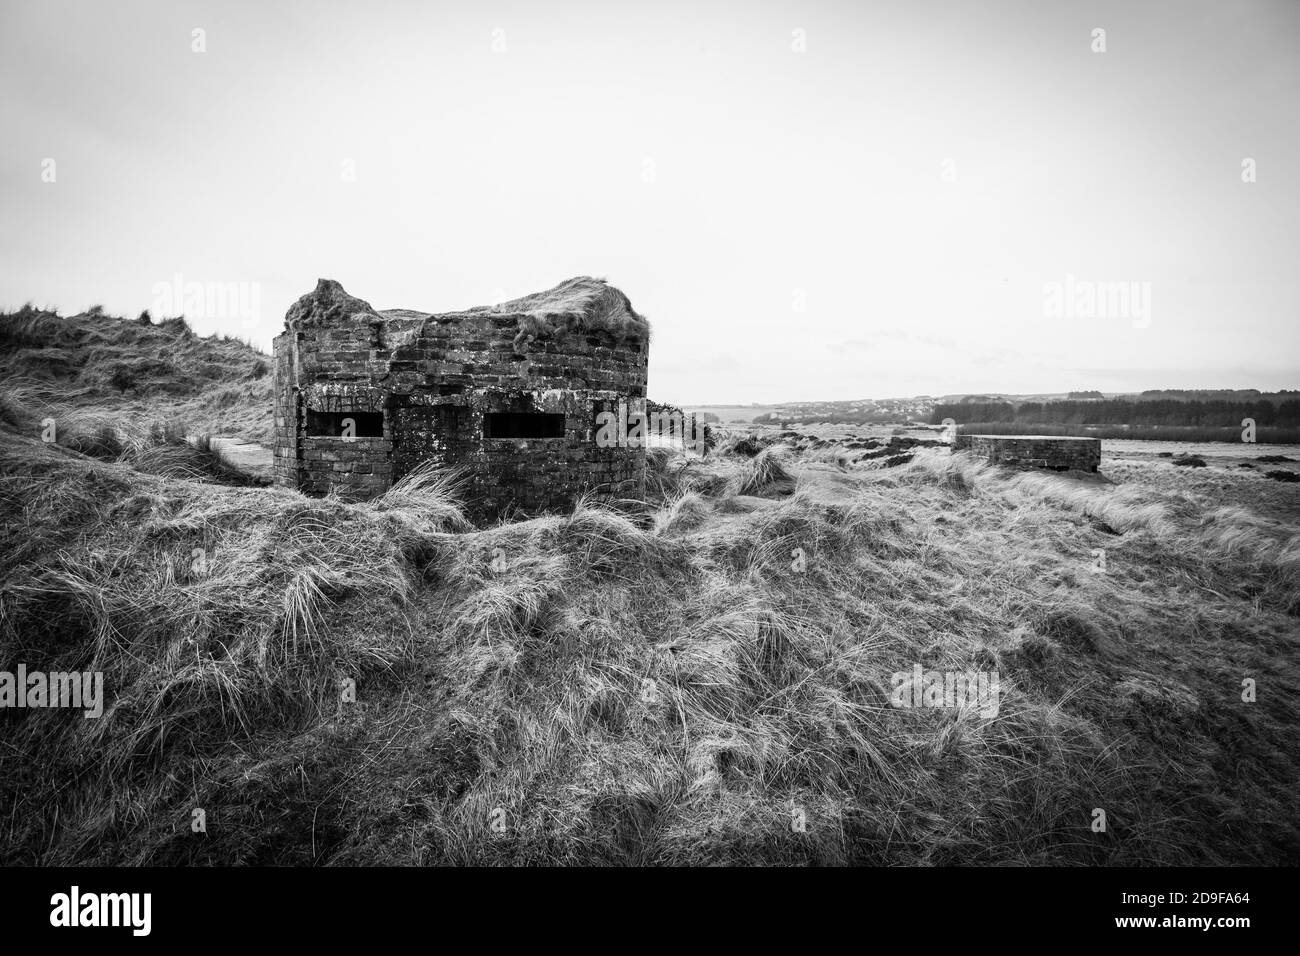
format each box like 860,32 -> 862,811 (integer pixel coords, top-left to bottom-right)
953,434 -> 1101,472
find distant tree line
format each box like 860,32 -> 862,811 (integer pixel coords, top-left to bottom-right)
1137,388 -> 1298,402
930,398 -> 1300,428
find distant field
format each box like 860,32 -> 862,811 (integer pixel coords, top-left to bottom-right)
951,422 -> 1300,443
1102,438 -> 1299,457
736,421 -> 1300,486
683,404 -> 784,424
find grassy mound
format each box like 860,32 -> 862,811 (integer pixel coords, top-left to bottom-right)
2,429 -> 1297,864
484,276 -> 650,352
0,384 -> 262,487
0,304 -> 272,444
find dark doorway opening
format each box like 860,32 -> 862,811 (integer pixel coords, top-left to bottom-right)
485,412 -> 566,439
392,404 -> 464,482
305,410 -> 384,437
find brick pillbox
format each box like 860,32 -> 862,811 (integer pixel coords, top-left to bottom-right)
273,278 -> 648,521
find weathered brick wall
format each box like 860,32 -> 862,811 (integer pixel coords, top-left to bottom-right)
953,435 -> 1101,472
271,331 -> 298,489
273,283 -> 648,521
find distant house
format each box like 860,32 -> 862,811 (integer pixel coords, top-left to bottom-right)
272,277 -> 649,520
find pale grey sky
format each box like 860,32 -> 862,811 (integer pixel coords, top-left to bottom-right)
2,0 -> 1296,402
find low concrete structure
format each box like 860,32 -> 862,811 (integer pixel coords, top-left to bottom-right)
953,434 -> 1101,472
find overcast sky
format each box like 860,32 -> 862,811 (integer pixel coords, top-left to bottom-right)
2,0 -> 1296,402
